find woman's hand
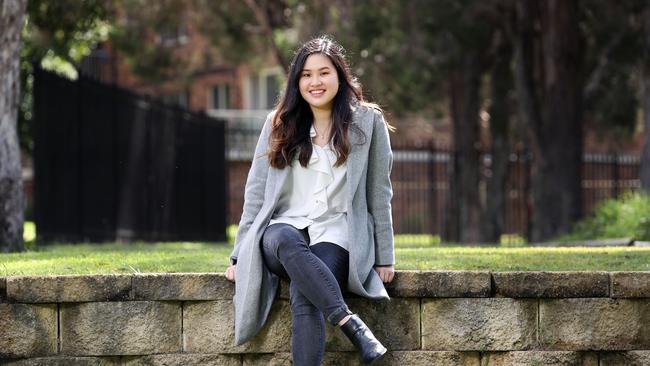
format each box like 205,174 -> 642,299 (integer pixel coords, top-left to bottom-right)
225,264 -> 236,282
373,265 -> 394,283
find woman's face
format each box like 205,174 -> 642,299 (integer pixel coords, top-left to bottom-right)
299,53 -> 340,111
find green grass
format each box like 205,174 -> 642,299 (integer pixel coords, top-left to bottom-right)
1,222 -> 648,276
2,240 -> 649,276
1,242 -> 233,276
396,246 -> 650,271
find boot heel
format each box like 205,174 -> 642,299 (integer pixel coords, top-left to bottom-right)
339,314 -> 387,365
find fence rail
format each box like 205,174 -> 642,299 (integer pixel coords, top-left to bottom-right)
33,68 -> 228,242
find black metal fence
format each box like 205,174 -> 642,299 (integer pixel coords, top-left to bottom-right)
389,146 -> 640,243
226,126 -> 641,244
33,68 -> 227,242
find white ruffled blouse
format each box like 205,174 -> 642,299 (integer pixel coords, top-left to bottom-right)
267,124 -> 349,251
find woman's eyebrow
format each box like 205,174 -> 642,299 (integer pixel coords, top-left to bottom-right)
302,66 -> 331,72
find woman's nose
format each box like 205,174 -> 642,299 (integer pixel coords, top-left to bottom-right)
310,76 -> 323,86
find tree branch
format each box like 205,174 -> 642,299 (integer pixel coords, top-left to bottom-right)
242,0 -> 289,72
583,29 -> 625,104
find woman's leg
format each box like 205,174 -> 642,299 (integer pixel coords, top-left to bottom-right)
260,224 -> 290,280
289,242 -> 349,366
260,224 -> 351,365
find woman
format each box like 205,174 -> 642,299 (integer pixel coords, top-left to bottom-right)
224,36 -> 395,365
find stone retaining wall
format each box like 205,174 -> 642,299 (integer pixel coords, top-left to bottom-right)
1,271 -> 650,365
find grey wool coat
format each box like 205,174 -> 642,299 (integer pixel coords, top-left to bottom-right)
229,102 -> 395,345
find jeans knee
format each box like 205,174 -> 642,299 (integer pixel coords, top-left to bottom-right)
290,291 -> 320,315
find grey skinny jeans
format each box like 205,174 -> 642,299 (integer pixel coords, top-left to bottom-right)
261,223 -> 352,366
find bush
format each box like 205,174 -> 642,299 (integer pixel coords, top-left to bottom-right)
562,191 -> 650,241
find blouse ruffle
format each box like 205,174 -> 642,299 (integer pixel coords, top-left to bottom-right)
307,124 -> 335,219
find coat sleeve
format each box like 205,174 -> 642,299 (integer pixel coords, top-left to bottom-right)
229,112 -> 274,265
366,109 -> 395,266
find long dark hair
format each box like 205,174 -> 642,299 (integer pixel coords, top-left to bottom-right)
266,36 -> 374,169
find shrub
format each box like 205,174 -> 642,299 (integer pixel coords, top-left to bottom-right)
562,191 -> 650,241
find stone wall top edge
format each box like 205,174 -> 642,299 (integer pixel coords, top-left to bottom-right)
3,271 -> 650,301
2,272 -> 242,280
5,271 -> 650,280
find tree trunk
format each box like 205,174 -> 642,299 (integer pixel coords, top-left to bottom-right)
531,0 -> 583,241
242,0 -> 289,72
0,0 -> 27,252
513,0 -> 541,241
641,5 -> 650,192
481,30 -> 512,243
449,50 -> 482,243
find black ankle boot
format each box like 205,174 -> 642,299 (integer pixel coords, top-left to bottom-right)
339,314 -> 387,365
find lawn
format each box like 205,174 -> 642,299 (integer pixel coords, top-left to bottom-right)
2,239 -> 650,276
1,222 -> 648,275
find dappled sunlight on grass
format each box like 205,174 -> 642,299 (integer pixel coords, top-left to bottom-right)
4,221 -> 648,275
395,246 -> 650,271
2,241 -> 650,275
1,240 -> 233,276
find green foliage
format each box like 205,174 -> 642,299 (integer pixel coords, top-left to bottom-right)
333,0 -> 449,114
580,0 -> 646,139
562,192 -> 650,241
192,0 -> 263,65
15,0 -> 650,156
110,0 -> 189,81
25,0 -> 112,65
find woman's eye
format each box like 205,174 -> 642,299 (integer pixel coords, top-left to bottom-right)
322,72 -> 329,76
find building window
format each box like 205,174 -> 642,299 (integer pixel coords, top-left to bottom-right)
245,67 -> 284,110
265,74 -> 280,109
155,25 -> 189,47
211,84 -> 230,110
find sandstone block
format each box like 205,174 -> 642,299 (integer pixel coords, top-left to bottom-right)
132,273 -> 233,300
385,271 -> 491,298
7,275 -> 131,303
611,272 -> 650,298
325,297 -> 420,351
183,299 -> 291,353
121,354 -> 240,366
0,304 -> 57,358
539,299 -> 650,350
242,351 -> 480,366
493,272 -> 609,298
422,298 -> 537,351
60,301 -> 181,355
481,351 -> 598,366
242,352 -> 358,366
0,357 -> 120,365
242,352 -> 293,366
600,351 -> 650,366
375,351 -> 480,366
